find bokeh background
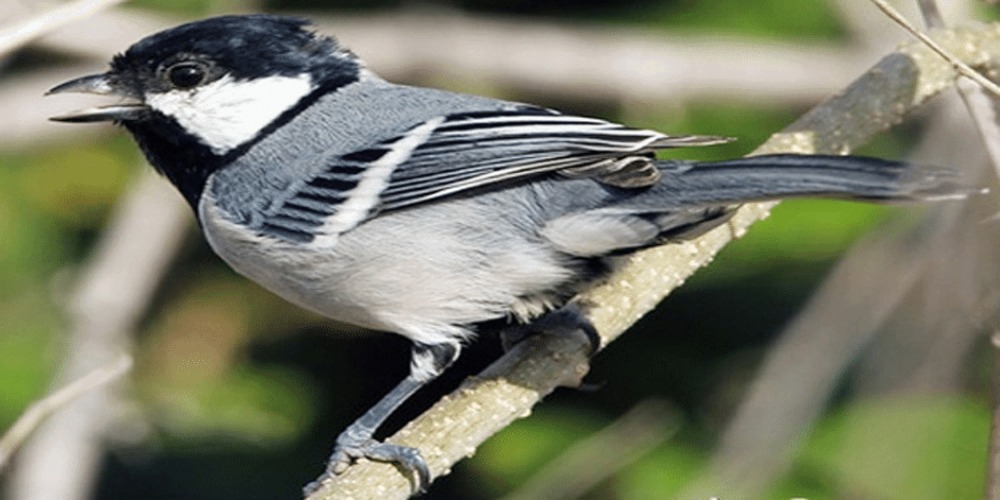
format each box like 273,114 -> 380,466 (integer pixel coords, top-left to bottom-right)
2,1 -> 999,499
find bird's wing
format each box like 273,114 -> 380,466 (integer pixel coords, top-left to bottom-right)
376,108 -> 730,211
260,107 -> 729,241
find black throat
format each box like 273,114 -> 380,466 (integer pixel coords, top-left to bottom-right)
123,114 -> 225,210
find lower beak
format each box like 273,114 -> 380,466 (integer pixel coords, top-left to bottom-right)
47,73 -> 148,123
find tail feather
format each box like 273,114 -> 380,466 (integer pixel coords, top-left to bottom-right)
649,154 -> 972,208
540,153 -> 976,258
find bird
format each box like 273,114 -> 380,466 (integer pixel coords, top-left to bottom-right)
48,14 -> 965,494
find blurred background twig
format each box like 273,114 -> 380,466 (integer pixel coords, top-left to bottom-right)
0,0 -> 127,55
0,353 -> 131,472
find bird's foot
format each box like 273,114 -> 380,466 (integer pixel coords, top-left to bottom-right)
303,436 -> 430,497
500,302 -> 601,356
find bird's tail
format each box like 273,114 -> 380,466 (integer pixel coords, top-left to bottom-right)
539,154 -> 976,257
649,154 -> 972,208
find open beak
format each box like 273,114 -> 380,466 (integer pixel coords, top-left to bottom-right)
47,73 -> 148,123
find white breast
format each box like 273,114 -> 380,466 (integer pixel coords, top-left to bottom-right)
197,190 -> 576,346
198,193 -> 385,330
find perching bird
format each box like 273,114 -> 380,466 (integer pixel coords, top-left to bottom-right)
48,14 -> 964,494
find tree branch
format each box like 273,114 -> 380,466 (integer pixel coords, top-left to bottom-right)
0,0 -> 126,56
0,354 -> 131,472
870,0 -> 1000,96
307,21 -> 1000,500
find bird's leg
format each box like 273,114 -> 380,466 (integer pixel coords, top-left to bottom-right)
304,341 -> 460,496
500,302 -> 601,355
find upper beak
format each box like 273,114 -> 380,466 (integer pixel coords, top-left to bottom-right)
47,73 -> 148,123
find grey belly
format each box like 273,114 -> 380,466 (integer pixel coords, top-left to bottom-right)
199,192 -> 580,343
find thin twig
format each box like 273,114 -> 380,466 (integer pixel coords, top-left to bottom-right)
0,354 -> 132,472
0,0 -> 127,56
869,0 -> 1000,97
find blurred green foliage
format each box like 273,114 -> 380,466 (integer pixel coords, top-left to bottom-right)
0,1 -> 989,499
0,137 -> 137,428
797,396 -> 989,500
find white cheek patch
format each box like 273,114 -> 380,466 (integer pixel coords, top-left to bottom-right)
146,73 -> 314,154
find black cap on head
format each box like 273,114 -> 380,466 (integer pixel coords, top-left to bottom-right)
110,14 -> 358,94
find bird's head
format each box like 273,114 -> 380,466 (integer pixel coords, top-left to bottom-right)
48,14 -> 361,203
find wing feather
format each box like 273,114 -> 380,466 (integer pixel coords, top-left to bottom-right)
376,110 -> 729,210
264,108 -> 731,240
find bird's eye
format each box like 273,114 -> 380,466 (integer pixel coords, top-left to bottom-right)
166,62 -> 207,89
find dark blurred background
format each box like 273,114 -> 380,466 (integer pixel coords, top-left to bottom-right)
1,1 -> 997,499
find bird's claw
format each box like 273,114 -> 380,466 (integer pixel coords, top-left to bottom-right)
303,438 -> 430,497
